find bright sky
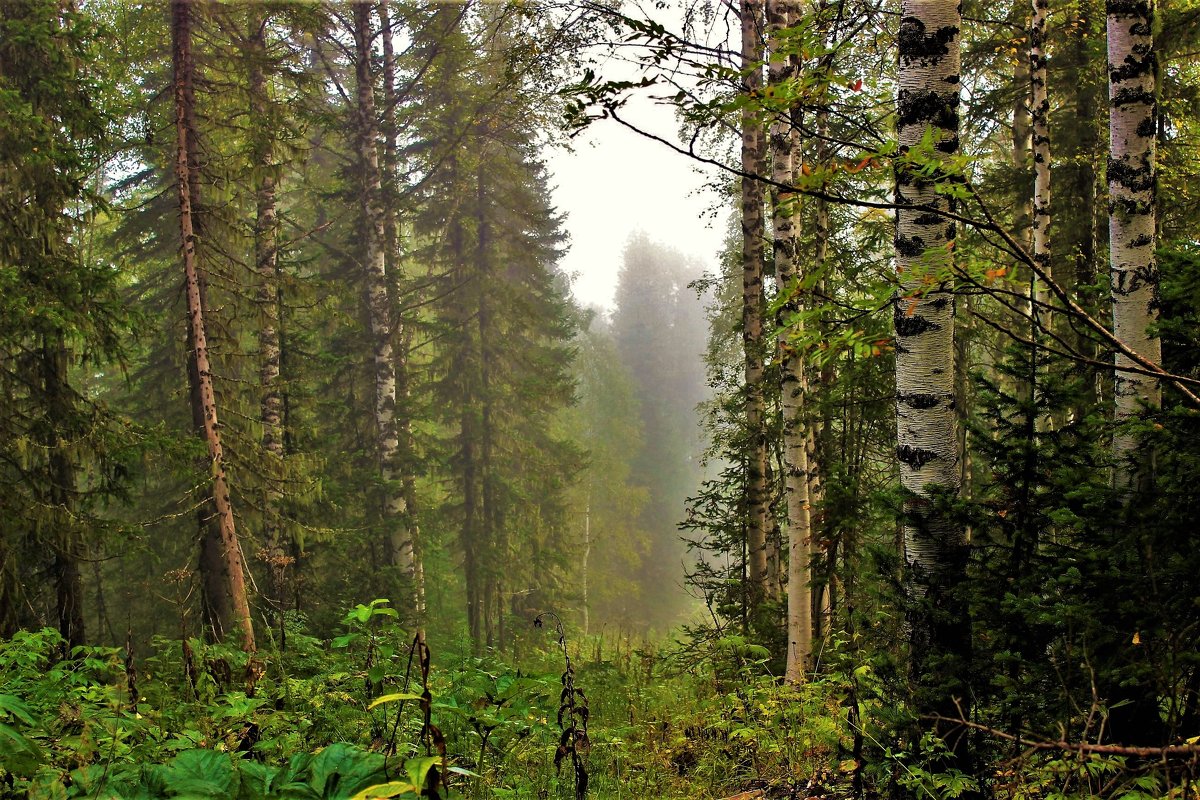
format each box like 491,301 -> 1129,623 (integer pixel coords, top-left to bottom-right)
545,95 -> 728,311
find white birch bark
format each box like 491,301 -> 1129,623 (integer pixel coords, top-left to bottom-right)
353,4 -> 412,576
1107,0 -> 1160,484
766,0 -> 813,683
741,0 -> 772,607
1031,0 -> 1052,307
895,3 -> 970,742
895,0 -> 964,592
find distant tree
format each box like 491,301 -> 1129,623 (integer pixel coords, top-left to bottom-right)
611,233 -> 709,628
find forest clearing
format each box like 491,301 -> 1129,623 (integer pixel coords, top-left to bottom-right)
2,0 -> 1200,797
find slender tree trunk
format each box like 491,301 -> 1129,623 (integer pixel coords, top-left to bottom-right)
741,0 -> 770,608
172,0 -> 255,653
809,106 -> 832,643
1060,0 -> 1104,413
582,499 -> 591,636
353,3 -> 413,581
248,14 -> 288,620
175,0 -> 225,643
43,336 -> 84,649
895,0 -> 968,758
1012,44 -> 1033,245
766,0 -> 813,682
477,167 -> 500,652
1030,0 -> 1052,310
378,0 -> 426,619
1107,0 -> 1160,488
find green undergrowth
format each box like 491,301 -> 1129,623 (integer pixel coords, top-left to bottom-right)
1,605 -> 1180,799
0,599 -> 856,800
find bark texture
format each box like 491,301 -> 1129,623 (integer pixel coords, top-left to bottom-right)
172,0 -> 255,653
1030,0 -> 1052,304
740,0 -> 771,607
249,15 -> 288,618
353,3 -> 413,577
1106,0 -> 1160,483
895,0 -> 968,752
43,337 -> 84,649
766,0 -> 813,683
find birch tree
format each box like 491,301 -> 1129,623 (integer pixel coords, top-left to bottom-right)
352,3 -> 414,582
894,0 -> 968,748
740,0 -> 771,607
765,0 -> 814,682
1107,0 -> 1160,486
1030,0 -> 1051,307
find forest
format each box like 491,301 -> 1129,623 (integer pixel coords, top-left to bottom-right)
2,0 -> 1200,797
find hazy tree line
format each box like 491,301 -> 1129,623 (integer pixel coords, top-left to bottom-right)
0,0 -> 711,659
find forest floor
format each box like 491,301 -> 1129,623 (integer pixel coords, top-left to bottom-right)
0,602 -> 869,800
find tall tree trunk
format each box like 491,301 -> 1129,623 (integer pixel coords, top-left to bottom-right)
353,3 -> 413,582
248,13 -> 288,621
741,0 -> 770,609
809,163 -> 831,641
895,0 -> 968,758
1030,0 -> 1052,310
42,335 -> 84,649
1013,47 -> 1034,251
172,0 -> 255,653
1107,0 -> 1160,488
175,0 -> 225,643
1060,0 -> 1104,414
766,0 -> 813,682
378,0 -> 426,620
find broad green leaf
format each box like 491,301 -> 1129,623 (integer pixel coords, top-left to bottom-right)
0,693 -> 37,725
164,749 -> 238,797
403,756 -> 440,792
367,693 -> 422,710
307,743 -> 387,799
349,781 -> 417,799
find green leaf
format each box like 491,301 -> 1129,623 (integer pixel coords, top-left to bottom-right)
163,750 -> 238,797
403,756 -> 440,791
307,743 -> 387,799
348,782 -> 417,800
367,693 -> 422,710
0,694 -> 37,725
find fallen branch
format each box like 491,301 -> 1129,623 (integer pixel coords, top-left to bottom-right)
927,715 -> 1200,760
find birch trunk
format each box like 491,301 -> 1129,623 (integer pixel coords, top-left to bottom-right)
353,4 -> 412,577
1106,0 -> 1160,487
1030,0 -> 1052,308
741,0 -> 771,607
172,0 -> 255,653
248,15 -> 288,618
895,0 -> 968,749
766,0 -> 813,682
